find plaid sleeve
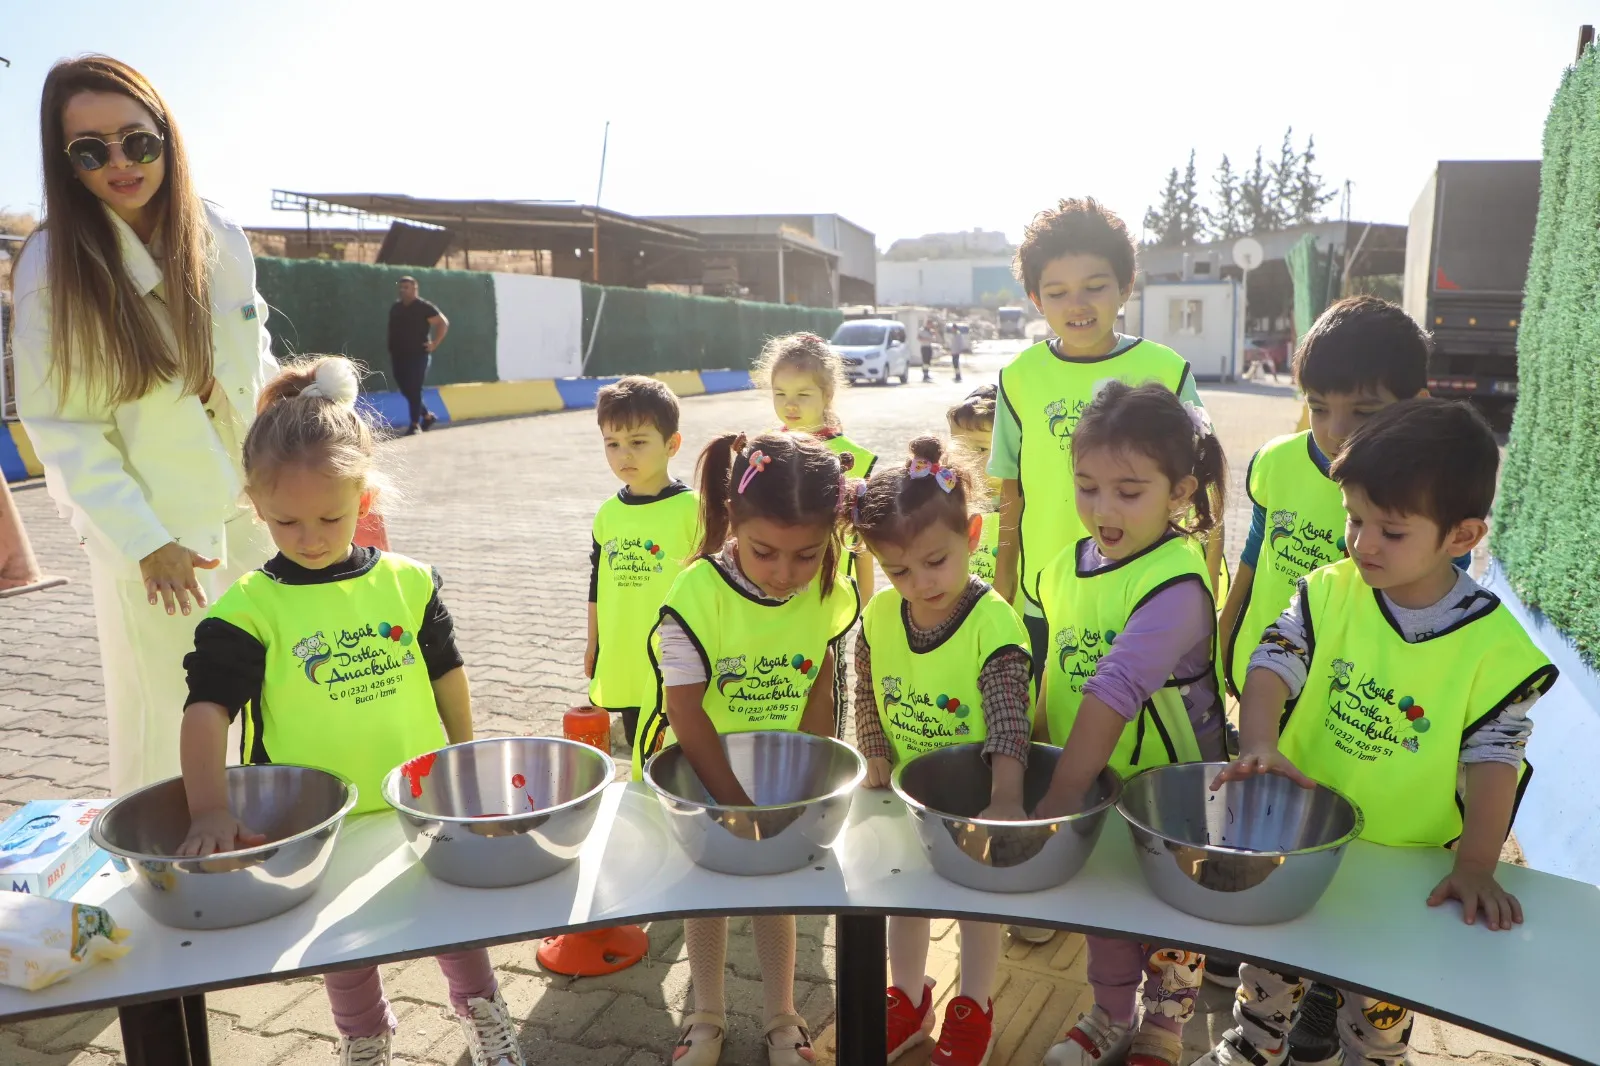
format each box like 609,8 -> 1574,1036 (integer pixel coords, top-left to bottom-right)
978,647 -> 1034,766
853,630 -> 892,761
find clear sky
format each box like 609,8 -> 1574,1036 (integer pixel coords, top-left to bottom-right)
1,0 -> 1589,248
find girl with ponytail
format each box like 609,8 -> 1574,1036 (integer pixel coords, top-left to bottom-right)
175,357 -> 524,1066
637,430 -> 860,1066
1031,381 -> 1228,1066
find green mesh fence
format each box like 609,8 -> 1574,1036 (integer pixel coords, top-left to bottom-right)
1492,49 -> 1600,665
580,284 -> 843,375
254,258 -> 498,390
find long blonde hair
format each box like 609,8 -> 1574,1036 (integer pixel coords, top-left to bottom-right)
29,55 -> 214,408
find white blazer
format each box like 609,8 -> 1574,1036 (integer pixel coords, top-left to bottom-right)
11,202 -> 280,573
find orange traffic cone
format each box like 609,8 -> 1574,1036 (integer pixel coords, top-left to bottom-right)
0,478 -> 65,599
537,926 -> 650,976
355,511 -> 390,551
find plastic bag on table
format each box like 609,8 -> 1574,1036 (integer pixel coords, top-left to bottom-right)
0,893 -> 130,990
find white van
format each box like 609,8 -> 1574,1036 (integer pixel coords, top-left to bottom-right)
829,319 -> 911,385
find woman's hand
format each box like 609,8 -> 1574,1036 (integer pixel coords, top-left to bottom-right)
177,809 -> 266,857
865,757 -> 893,789
140,542 -> 221,616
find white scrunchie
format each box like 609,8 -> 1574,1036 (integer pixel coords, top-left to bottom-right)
300,358 -> 360,406
1184,401 -> 1214,438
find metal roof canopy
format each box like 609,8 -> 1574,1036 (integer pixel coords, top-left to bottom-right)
695,230 -> 839,260
271,191 -> 704,252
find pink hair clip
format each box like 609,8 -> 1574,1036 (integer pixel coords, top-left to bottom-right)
908,458 -> 958,493
737,450 -> 771,494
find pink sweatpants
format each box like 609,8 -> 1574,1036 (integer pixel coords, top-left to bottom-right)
323,949 -> 498,1039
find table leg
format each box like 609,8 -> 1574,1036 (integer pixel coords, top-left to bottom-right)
834,914 -> 887,1066
182,993 -> 212,1065
120,996 -> 195,1066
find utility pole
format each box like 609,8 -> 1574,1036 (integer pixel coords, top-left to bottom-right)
592,121 -> 610,284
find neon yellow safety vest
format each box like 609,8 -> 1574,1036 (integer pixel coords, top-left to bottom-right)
632,557 -> 860,778
969,511 -> 1000,584
207,552 -> 448,814
998,338 -> 1192,610
862,584 -> 1031,764
1038,535 -> 1210,779
1225,432 -> 1349,695
1279,559 -> 1557,848
589,486 -> 701,711
827,434 -> 877,579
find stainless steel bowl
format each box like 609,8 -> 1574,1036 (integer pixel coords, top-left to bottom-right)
1117,762 -> 1364,925
643,731 -> 866,876
892,743 -> 1121,894
91,765 -> 356,930
382,737 -> 614,889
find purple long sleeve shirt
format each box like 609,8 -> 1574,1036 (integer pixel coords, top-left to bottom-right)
1076,540 -> 1224,743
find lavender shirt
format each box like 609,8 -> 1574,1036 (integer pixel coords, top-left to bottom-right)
1075,539 -> 1223,742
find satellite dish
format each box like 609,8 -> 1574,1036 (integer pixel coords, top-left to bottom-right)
1233,237 -> 1265,272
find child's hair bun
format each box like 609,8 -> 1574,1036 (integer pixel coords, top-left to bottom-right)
907,435 -> 944,464
837,450 -> 856,474
302,357 -> 361,407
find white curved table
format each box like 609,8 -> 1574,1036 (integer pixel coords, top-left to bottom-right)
0,784 -> 1591,1065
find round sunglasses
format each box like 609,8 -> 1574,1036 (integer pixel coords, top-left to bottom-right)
64,130 -> 164,172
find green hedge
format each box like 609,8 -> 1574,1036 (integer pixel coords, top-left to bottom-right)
254,258 -> 498,390
1493,48 -> 1600,665
580,285 -> 843,376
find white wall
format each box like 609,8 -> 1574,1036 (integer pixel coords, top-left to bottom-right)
1135,281 -> 1240,381
490,273 -> 584,380
876,260 -> 974,306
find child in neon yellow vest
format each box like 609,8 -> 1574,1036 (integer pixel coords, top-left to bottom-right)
1029,382 -> 1228,1066
990,198 -> 1223,686
174,357 -> 523,1066
849,436 -> 1032,1066
947,386 -> 1005,588
586,376 -> 700,751
1219,296 -> 1436,698
637,431 -> 859,1066
1202,399 -> 1557,1066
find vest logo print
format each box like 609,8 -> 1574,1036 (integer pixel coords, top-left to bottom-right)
1319,658 -> 1428,761
1055,626 -> 1118,688
294,621 -> 416,705
603,535 -> 667,589
970,541 -> 998,581
1268,509 -> 1345,577
881,675 -> 972,747
1044,398 -> 1088,448
715,652 -> 819,722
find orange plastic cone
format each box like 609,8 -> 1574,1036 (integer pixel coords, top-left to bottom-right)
355,512 -> 390,551
537,926 -> 649,976
0,478 -> 65,598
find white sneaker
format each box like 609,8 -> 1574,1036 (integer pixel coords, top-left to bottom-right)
1044,1006 -> 1132,1065
1008,924 -> 1056,945
1192,1028 -> 1289,1066
338,1032 -> 392,1066
458,991 -> 525,1066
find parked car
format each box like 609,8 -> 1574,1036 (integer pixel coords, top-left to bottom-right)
830,319 -> 911,385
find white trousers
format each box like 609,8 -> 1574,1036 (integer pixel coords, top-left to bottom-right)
91,512 -> 273,797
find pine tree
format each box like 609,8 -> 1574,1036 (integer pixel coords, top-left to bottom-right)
1239,147 -> 1280,234
1178,150 -> 1205,244
1207,154 -> 1245,240
1270,127 -> 1300,229
1291,134 -> 1338,225
1143,166 -> 1184,245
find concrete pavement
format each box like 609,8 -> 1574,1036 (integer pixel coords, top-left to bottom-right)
0,344 -> 1547,1064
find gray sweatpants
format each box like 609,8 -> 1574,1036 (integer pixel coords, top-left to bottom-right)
1235,964 -> 1412,1064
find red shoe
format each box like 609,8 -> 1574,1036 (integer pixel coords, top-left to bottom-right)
886,979 -> 936,1062
930,995 -> 995,1066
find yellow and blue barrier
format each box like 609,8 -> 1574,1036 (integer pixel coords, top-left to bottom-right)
1,369 -> 755,482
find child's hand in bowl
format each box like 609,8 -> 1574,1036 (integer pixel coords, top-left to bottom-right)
1211,748 -> 1317,791
978,800 -> 1028,822
178,810 -> 267,857
865,757 -> 893,789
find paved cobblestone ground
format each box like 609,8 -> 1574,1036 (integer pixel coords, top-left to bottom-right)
0,344 -> 1546,1063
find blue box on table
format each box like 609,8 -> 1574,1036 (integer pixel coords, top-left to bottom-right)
0,800 -> 111,900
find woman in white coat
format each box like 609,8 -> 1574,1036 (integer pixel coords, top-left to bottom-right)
11,56 -> 278,795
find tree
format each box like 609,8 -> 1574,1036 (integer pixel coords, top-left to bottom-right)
1144,151 -> 1206,246
1207,154 -> 1245,240
1239,147 -> 1280,234
1178,150 -> 1205,244
1270,127 -> 1300,228
1290,134 -> 1338,225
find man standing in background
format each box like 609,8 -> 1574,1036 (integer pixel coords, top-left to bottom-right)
387,276 -> 449,435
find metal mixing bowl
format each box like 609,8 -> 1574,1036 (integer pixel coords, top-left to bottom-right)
1117,761 -> 1364,925
643,731 -> 866,876
892,743 -> 1121,894
91,765 -> 356,930
382,737 -> 615,889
